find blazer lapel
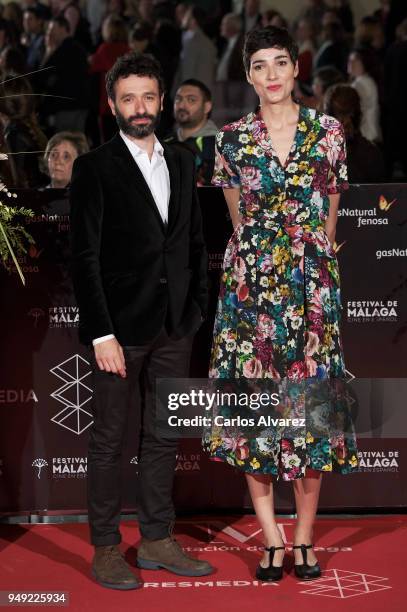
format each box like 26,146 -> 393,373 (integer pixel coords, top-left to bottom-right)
110,133 -> 167,233
163,142 -> 180,233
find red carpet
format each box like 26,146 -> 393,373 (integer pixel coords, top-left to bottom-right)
0,515 -> 405,611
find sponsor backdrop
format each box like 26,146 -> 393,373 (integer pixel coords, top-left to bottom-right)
0,185 -> 406,515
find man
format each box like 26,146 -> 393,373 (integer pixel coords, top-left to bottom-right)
165,79 -> 217,186
69,53 -> 212,590
313,22 -> 348,74
214,12 -> 254,124
240,0 -> 262,33
172,6 -> 217,95
22,7 -> 45,70
86,0 -> 107,46
38,16 -> 90,133
216,13 -> 245,82
55,0 -> 93,51
21,0 -> 51,21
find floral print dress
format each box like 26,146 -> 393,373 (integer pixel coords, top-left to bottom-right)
203,104 -> 358,480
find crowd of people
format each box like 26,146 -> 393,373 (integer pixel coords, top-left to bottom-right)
0,0 -> 407,188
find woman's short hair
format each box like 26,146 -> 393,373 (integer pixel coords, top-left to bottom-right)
323,83 -> 362,140
44,131 -> 89,163
243,26 -> 299,74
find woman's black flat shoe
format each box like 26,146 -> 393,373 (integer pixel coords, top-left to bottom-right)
293,544 -> 321,580
255,545 -> 285,582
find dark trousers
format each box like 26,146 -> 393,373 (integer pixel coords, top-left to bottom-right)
87,328 -> 192,545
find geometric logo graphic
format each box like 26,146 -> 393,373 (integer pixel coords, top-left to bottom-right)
50,354 -> 93,435
300,569 -> 391,598
345,369 -> 355,383
32,458 -> 48,479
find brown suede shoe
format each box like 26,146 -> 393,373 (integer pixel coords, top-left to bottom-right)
92,545 -> 141,590
137,535 -> 214,576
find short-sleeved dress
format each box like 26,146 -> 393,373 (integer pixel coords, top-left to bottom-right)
202,104 -> 358,480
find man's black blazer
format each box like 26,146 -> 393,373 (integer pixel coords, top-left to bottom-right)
69,132 -> 208,346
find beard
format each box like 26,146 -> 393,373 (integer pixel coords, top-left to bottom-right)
114,106 -> 161,138
175,109 -> 203,129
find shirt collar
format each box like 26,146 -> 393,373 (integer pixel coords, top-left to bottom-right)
120,130 -> 164,158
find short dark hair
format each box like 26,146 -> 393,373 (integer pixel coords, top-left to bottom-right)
351,46 -> 380,81
129,21 -> 153,43
313,66 -> 345,94
50,16 -> 70,32
323,21 -> 344,42
106,52 -> 165,101
178,79 -> 212,102
24,7 -> 43,20
190,6 -> 206,30
243,26 -> 298,73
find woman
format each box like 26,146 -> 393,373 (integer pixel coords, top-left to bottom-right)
43,131 -> 89,188
2,2 -> 23,34
295,18 -> 317,90
324,0 -> 354,34
310,65 -> 345,110
102,0 -> 131,25
0,75 -> 47,188
347,47 -> 382,143
262,10 -> 288,30
0,46 -> 27,75
203,26 -> 358,582
355,16 -> 385,54
89,14 -> 129,142
128,21 -> 153,54
324,83 -> 386,183
313,22 -> 348,73
55,0 -> 92,51
0,18 -> 18,54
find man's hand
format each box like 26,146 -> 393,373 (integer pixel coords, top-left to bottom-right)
94,337 -> 126,378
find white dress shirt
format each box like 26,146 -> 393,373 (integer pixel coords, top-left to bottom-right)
351,74 -> 382,143
92,131 -> 170,346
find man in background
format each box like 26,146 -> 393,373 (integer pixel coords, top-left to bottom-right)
21,7 -> 45,70
172,6 -> 217,95
38,16 -> 90,134
165,79 -> 217,186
